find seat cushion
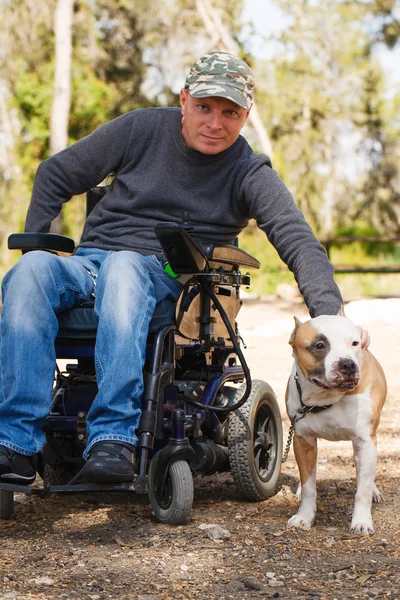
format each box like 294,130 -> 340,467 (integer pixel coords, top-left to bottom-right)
56,298 -> 176,340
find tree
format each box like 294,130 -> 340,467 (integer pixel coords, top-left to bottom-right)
366,0 -> 400,48
256,0 -> 400,236
50,0 -> 74,234
352,66 -> 400,233
0,0 -> 55,272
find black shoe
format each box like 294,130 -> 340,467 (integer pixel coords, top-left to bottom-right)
0,445 -> 37,485
75,442 -> 136,484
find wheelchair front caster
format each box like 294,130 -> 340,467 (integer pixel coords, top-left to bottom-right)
228,379 -> 283,501
148,452 -> 194,525
0,489 -> 14,519
43,462 -> 78,486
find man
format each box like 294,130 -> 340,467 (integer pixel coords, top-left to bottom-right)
0,51 -> 364,486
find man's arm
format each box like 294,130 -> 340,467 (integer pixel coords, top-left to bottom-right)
243,158 -> 343,318
25,112 -> 136,233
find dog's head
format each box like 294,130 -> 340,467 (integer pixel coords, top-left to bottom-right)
289,310 -> 361,391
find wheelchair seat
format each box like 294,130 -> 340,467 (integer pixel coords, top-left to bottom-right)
56,298 -> 176,341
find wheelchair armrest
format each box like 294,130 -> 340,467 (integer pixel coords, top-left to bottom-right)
201,243 -> 260,270
155,223 -> 208,273
8,233 -> 75,254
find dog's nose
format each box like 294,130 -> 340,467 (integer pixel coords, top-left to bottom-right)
338,358 -> 357,376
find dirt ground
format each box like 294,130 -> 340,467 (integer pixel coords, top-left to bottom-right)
0,298 -> 399,600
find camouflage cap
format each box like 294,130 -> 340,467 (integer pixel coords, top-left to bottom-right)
185,52 -> 255,110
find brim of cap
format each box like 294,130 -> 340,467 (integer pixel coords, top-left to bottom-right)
187,83 -> 252,110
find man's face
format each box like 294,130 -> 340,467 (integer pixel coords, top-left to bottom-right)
179,89 -> 251,155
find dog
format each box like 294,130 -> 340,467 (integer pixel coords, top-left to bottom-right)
285,310 -> 387,535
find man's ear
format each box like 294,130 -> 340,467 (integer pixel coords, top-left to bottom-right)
179,88 -> 187,112
337,305 -> 346,317
289,316 -> 302,346
242,105 -> 252,125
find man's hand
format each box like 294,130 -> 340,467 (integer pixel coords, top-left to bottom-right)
358,326 -> 370,349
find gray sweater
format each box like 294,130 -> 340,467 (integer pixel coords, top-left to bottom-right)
26,107 -> 342,317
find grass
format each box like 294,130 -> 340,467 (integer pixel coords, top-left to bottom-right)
239,223 -> 400,299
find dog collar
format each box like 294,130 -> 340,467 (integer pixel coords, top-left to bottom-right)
293,373 -> 333,423
282,375 -> 334,463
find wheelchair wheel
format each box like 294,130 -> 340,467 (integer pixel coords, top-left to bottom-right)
228,379 -> 283,501
0,490 -> 14,520
148,453 -> 194,525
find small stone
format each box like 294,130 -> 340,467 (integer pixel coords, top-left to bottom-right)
71,569 -> 89,578
242,577 -> 262,591
268,580 -> 284,588
325,537 -> 336,547
198,523 -> 230,540
28,576 -> 54,585
113,536 -> 128,547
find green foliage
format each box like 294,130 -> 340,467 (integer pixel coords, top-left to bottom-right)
367,0 -> 400,48
239,222 -> 295,295
89,0 -> 150,116
239,220 -> 400,299
333,223 -> 397,256
256,0 -> 400,238
352,65 -> 400,234
12,60 -> 54,179
69,65 -> 119,142
335,272 -> 400,299
323,221 -> 400,299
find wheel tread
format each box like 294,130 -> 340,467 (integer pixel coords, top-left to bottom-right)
228,380 -> 283,501
149,457 -> 194,525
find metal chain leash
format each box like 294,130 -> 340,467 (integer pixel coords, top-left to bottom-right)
281,424 -> 295,463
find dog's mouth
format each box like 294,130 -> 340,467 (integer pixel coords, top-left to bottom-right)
310,374 -> 359,391
310,378 -> 330,389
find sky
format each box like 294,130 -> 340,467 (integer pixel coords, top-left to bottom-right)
242,0 -> 400,87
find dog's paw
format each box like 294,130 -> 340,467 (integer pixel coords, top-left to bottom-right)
350,518 -> 374,536
372,485 -> 384,503
287,514 -> 313,531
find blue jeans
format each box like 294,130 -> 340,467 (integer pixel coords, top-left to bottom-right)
0,248 -> 182,459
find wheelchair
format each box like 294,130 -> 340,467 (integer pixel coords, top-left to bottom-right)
0,186 -> 283,524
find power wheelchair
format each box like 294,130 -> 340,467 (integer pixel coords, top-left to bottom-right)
0,186 -> 283,524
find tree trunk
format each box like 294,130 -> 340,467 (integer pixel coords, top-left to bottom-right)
50,0 -> 73,234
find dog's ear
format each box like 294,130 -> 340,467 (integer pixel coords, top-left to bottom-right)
337,304 -> 346,317
289,316 -> 302,346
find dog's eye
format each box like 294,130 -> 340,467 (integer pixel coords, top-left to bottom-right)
352,341 -> 359,346
315,342 -> 325,350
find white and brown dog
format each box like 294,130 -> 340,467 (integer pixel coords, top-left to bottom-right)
285,311 -> 387,535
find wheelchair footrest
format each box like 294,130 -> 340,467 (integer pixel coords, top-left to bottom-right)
0,478 -> 147,496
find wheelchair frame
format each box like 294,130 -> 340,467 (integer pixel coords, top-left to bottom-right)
0,188 -> 283,524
